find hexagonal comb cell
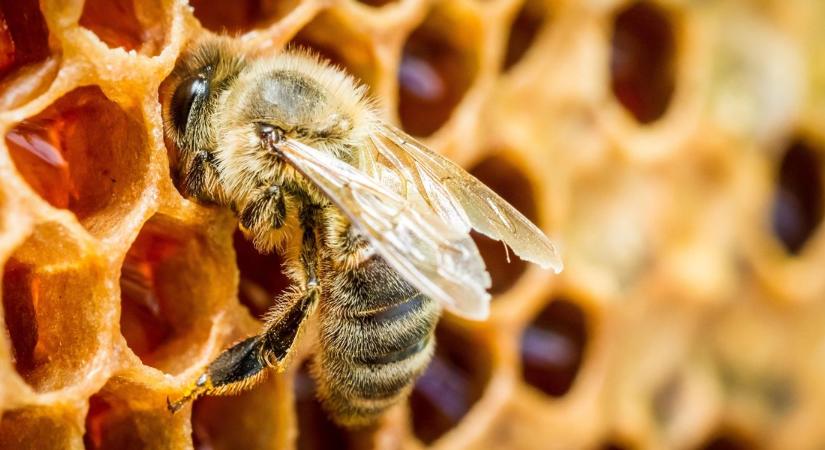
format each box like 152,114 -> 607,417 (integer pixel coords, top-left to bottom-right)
0,0 -> 50,80
190,0 -> 298,34
120,214 -> 231,373
503,0 -> 549,71
84,382 -> 187,449
410,324 -> 492,444
398,5 -> 480,136
610,1 -> 676,123
0,406 -> 82,448
234,229 -> 290,320
771,138 -> 823,254
469,155 -> 536,295
290,10 -> 379,91
520,298 -> 587,397
192,377 -> 287,450
4,86 -> 149,239
2,225 -> 108,392
79,0 -> 167,55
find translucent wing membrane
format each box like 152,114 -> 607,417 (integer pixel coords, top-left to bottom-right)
273,118 -> 561,319
279,138 -> 492,320
371,123 -> 563,273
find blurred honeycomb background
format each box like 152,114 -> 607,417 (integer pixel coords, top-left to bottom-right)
0,0 -> 823,448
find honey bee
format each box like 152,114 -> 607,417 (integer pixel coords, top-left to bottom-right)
160,36 -> 562,426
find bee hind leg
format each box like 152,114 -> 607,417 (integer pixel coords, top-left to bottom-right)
167,205 -> 320,413
167,289 -> 319,412
166,278 -> 319,413
167,335 -> 267,413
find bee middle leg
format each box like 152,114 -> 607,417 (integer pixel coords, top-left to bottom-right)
168,209 -> 320,413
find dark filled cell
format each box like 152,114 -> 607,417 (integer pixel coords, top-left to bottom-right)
771,139 -> 824,254
521,299 -> 587,397
600,441 -> 633,450
355,0 -> 395,6
610,1 -> 676,123
503,0 -> 548,71
398,10 -> 478,136
233,229 -> 290,320
83,394 -> 114,450
0,9 -> 14,73
0,0 -> 50,79
190,0 -> 296,34
410,325 -> 490,444
700,433 -> 759,450
295,363 -> 372,450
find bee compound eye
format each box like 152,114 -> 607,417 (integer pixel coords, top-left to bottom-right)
170,74 -> 209,133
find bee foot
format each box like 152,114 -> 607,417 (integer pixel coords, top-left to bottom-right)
167,373 -> 209,413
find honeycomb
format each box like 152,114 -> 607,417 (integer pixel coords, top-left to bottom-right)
0,0 -> 823,448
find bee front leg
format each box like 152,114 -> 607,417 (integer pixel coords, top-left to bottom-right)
181,149 -> 222,203
239,184 -> 288,252
240,184 -> 287,230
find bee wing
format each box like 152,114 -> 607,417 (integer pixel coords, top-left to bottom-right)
371,123 -> 563,273
279,138 -> 492,320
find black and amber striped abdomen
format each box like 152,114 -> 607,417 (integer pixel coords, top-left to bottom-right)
314,256 -> 440,426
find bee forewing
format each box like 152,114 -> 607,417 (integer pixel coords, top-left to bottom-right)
375,123 -> 563,273
279,138 -> 492,320
369,134 -> 471,233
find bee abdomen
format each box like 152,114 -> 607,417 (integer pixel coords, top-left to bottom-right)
315,257 -> 440,426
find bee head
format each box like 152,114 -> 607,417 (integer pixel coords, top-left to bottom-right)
161,37 -> 246,157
